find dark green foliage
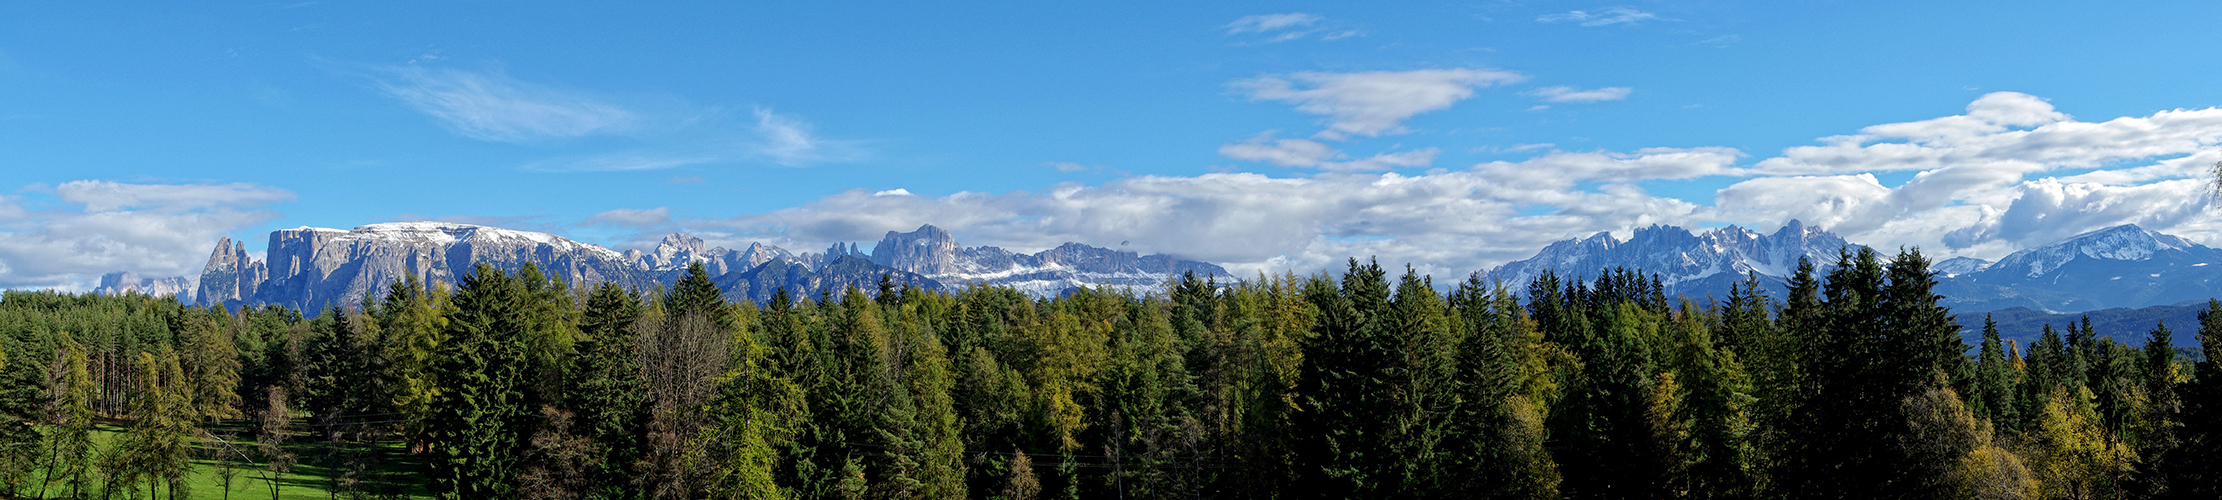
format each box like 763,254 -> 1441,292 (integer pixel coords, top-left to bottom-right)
8,251 -> 2222,499
570,282 -> 650,500
1547,270 -> 1664,499
2166,300 -> 2222,497
1290,259 -> 1403,497
424,263 -> 537,499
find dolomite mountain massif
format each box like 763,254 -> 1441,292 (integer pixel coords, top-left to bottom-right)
102,219 -> 2222,337
190,222 -> 1230,312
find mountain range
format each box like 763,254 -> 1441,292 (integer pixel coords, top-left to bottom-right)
1483,221 -> 2222,315
1482,219 -> 1851,300
94,218 -> 2222,324
184,222 -> 1228,312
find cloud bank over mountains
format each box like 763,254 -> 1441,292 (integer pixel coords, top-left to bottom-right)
604,91 -> 2222,280
0,181 -> 292,290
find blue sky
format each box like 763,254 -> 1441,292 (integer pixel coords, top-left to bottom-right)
7,1 -> 2222,289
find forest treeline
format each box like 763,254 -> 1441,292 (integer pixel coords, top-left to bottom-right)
3,247 -> 2222,499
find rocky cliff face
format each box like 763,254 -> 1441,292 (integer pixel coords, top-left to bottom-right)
867,224 -> 1231,296
202,222 -> 656,312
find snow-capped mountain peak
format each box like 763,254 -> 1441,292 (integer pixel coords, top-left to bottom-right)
1486,220 -> 1850,296
1990,224 -> 2195,278
1931,257 -> 1992,278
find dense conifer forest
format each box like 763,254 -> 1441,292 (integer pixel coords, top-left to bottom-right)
4,247 -> 2221,499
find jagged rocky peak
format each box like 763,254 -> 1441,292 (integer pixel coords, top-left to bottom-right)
735,242 -> 801,268
638,233 -> 712,271
872,224 -> 968,275
195,236 -> 266,306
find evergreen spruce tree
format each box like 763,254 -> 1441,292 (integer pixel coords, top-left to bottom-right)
423,263 -> 534,499
2167,299 -> 2222,497
1974,316 -> 2016,426
377,272 -> 452,449
1548,274 -> 1662,498
1290,258 -> 1398,498
571,282 -> 650,500
0,329 -> 40,494
2134,321 -> 2183,497
1439,274 -> 1560,499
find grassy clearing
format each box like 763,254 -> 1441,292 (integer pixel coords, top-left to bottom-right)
18,421 -> 431,500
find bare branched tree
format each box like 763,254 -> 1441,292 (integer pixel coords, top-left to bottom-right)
637,311 -> 733,499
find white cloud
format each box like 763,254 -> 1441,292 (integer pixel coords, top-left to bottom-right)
596,146 -> 1711,279
0,181 -> 292,291
1752,91 -> 2222,176
517,107 -> 866,171
586,92 -> 2222,278
1219,135 -> 1340,167
1222,13 -> 1359,43
753,107 -> 864,166
1528,86 -> 1633,103
1475,147 -> 1745,192
1701,93 -> 2222,259
1538,7 -> 1664,27
372,66 -> 637,143
1233,68 -> 1526,140
56,181 -> 293,212
1219,133 -> 1441,171
589,207 -> 672,226
1224,13 -> 1321,34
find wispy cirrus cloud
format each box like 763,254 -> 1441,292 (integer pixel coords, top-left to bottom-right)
363,64 -> 864,170
1233,68 -> 1526,140
371,66 -> 638,143
1222,13 -> 1361,43
1539,7 -> 1665,27
752,107 -> 865,166
1528,85 -> 1633,103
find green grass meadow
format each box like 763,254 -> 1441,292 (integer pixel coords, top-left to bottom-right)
18,422 -> 430,500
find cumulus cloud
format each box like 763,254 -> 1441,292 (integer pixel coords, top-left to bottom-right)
1682,91 -> 2222,260
1233,68 -> 1526,140
372,66 -> 637,142
1528,86 -> 1633,103
0,181 -> 293,291
1538,7 -> 1664,27
1753,92 -> 2222,176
